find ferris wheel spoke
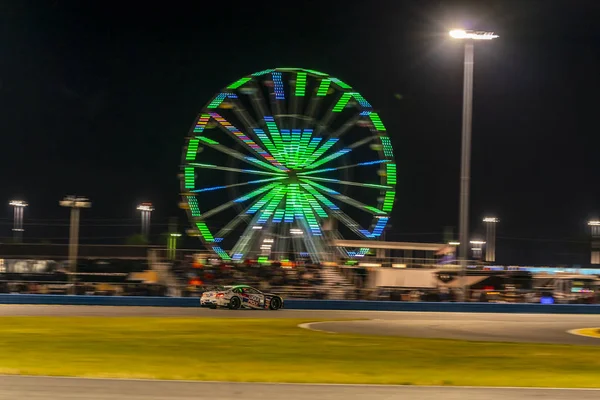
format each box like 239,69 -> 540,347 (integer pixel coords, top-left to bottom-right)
305,77 -> 330,120
329,114 -> 361,140
208,112 -> 287,171
302,176 -> 392,190
300,179 -> 387,216
192,182 -> 282,221
304,135 -> 379,171
299,138 -> 339,168
297,159 -> 391,176
230,211 -> 264,260
186,163 -> 285,176
226,96 -> 288,167
194,136 -> 286,173
214,211 -> 251,239
192,176 -> 286,194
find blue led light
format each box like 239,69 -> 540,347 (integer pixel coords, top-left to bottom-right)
232,253 -> 243,260
272,72 -> 285,100
193,185 -> 226,193
360,229 -> 371,237
357,160 -> 390,166
360,111 -> 372,116
214,237 -> 224,243
371,217 -> 389,237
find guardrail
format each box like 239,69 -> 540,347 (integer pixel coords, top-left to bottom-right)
1,294 -> 600,313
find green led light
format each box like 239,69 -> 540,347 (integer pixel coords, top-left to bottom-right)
304,69 -> 329,77
308,149 -> 350,170
248,186 -> 283,214
382,191 -> 395,212
295,72 -> 307,97
364,205 -> 386,215
379,136 -> 394,157
227,77 -> 252,89
297,129 -> 313,166
197,136 -> 219,145
369,112 -> 386,131
252,69 -> 275,76
332,93 -> 352,112
386,163 -> 397,185
257,256 -> 269,263
196,221 -> 214,242
317,79 -> 331,96
330,77 -> 352,89
303,191 -> 328,218
236,183 -> 280,202
185,138 -> 200,161
184,167 -> 195,189
301,139 -> 337,168
186,195 -> 201,217
265,119 -> 285,164
300,183 -> 338,210
207,92 -> 236,109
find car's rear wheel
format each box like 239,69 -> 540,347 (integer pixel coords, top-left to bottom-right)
229,296 -> 241,310
269,297 -> 282,310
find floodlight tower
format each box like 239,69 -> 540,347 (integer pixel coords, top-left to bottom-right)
9,200 -> 28,242
483,217 -> 499,262
137,203 -> 155,240
589,220 -> 600,265
60,196 -> 91,294
449,28 -> 499,300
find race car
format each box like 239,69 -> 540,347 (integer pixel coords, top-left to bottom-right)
200,285 -> 231,308
210,284 -> 284,310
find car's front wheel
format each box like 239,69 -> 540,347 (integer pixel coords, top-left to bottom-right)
269,297 -> 282,310
229,296 -> 241,310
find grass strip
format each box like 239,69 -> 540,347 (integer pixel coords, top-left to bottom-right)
0,317 -> 599,387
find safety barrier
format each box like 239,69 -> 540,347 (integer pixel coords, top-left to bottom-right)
0,294 -> 198,307
1,294 -> 599,314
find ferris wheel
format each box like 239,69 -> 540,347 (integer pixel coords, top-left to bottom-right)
180,67 -> 396,263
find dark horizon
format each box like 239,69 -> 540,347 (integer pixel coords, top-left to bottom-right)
1,0 -> 599,265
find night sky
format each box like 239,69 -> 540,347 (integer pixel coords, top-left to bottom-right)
1,0 -> 599,264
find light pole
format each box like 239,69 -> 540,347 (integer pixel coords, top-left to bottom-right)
449,28 -> 498,300
137,203 -> 154,241
589,220 -> 600,265
60,196 -> 91,294
9,200 -> 28,243
483,217 -> 499,262
470,239 -> 486,261
168,233 -> 182,260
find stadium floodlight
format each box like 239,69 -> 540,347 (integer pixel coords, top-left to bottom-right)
9,200 -> 28,242
137,202 -> 155,239
449,29 -> 499,40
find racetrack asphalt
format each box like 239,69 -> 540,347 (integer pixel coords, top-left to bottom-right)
1,376 -> 600,400
1,304 -> 599,345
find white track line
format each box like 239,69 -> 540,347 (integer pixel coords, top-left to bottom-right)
297,322 -> 337,333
